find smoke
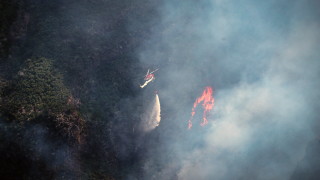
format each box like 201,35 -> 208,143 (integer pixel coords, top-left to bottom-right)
0,119 -> 80,178
3,0 -> 319,179
140,94 -> 161,132
132,0 -> 320,179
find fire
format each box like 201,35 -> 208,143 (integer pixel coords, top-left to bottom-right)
188,86 -> 214,129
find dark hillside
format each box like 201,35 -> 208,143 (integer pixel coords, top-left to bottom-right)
1,0 -> 320,180
0,0 -> 159,179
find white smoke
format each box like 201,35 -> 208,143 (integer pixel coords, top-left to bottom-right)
132,0 -> 320,179
140,94 -> 161,132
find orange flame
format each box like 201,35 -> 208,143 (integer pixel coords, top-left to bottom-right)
188,86 -> 214,129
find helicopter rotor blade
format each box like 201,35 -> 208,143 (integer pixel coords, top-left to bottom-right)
150,69 -> 159,74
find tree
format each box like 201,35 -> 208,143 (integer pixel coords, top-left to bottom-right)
3,57 -> 68,120
2,57 -> 85,143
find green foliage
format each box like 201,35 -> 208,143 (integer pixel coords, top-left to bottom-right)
2,57 -> 70,121
1,57 -> 86,143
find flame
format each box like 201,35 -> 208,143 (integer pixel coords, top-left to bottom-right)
188,86 -> 214,129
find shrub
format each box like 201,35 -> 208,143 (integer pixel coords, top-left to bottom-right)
2,57 -> 85,143
3,57 -> 69,121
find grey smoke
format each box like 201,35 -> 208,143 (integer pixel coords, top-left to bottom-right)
132,0 -> 320,179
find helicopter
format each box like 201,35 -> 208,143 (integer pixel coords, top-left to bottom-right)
140,69 -> 158,88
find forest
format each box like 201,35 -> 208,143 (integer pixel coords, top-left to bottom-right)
1,0 -> 320,179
